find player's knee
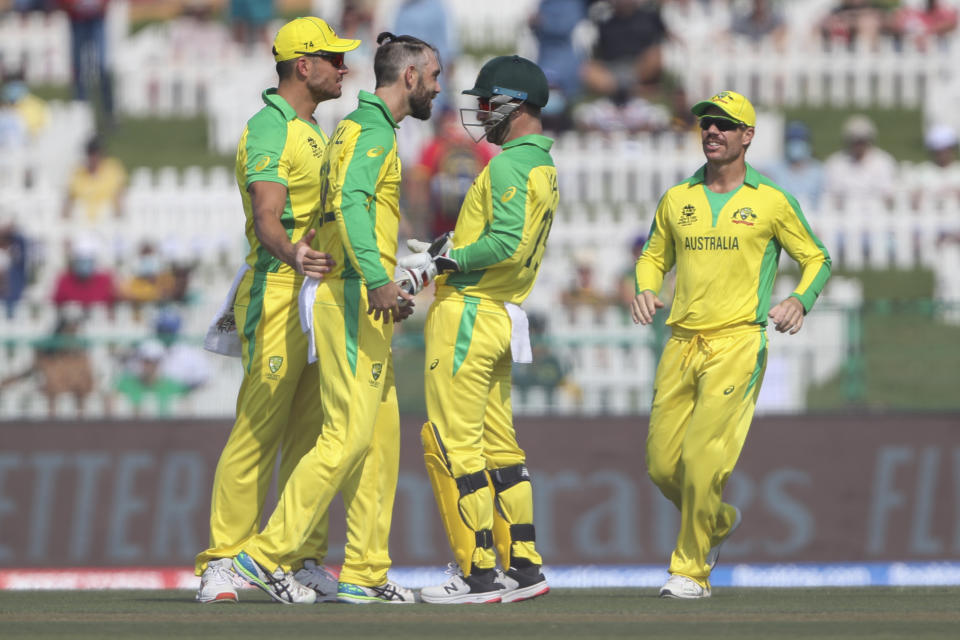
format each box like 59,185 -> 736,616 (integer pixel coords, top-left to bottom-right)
489,463 -> 531,495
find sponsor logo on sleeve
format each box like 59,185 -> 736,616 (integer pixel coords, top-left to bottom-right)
500,186 -> 518,203
255,156 -> 271,171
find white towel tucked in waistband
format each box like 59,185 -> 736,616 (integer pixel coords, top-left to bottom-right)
203,263 -> 250,357
299,276 -> 320,364
506,302 -> 532,364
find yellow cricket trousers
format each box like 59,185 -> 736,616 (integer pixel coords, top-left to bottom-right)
646,323 -> 767,588
245,278 -> 398,586
424,288 -> 542,571
195,270 -> 328,574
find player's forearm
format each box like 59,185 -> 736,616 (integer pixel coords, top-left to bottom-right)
253,209 -> 298,268
337,204 -> 390,287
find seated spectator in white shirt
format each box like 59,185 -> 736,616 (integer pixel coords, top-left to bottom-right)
762,120 -> 825,214
823,114 -> 898,208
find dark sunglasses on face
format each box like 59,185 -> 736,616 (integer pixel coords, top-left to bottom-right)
297,51 -> 345,68
699,116 -> 742,132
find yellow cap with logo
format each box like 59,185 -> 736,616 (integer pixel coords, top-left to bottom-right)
691,90 -> 756,127
272,17 -> 361,62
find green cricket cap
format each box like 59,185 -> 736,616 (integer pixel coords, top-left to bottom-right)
463,55 -> 549,108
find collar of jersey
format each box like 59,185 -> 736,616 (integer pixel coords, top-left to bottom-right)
358,90 -> 399,129
502,133 -> 553,152
688,162 -> 762,189
262,89 -> 298,122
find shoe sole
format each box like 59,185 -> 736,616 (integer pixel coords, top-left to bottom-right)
501,581 -> 549,603
337,594 -> 414,604
196,592 -> 238,604
659,588 -> 711,599
232,555 -> 290,605
421,593 -> 502,604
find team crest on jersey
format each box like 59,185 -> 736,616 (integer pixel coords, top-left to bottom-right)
679,204 -> 698,226
371,362 -> 383,381
307,137 -> 321,158
731,207 -> 757,226
268,356 -> 283,374
255,156 -> 271,171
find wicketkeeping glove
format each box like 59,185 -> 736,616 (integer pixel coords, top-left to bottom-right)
395,251 -> 438,297
405,231 -> 460,274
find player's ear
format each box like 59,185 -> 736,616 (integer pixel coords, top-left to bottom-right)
742,126 -> 755,146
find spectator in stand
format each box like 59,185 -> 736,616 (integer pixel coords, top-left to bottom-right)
59,0 -> 115,127
886,0 -> 958,51
62,135 -> 127,221
114,309 -> 211,417
818,0 -> 894,50
2,70 -> 49,141
910,123 -> 960,203
0,83 -> 29,151
561,249 -> 613,313
728,0 -> 788,48
529,0 -> 589,131
116,241 -> 177,305
52,235 -> 116,309
762,121 -> 825,213
408,106 -> 496,239
0,217 -> 30,318
823,114 -> 897,208
228,0 -> 274,49
577,0 -> 673,133
0,305 -> 95,417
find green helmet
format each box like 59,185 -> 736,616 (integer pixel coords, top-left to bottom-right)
463,55 -> 549,108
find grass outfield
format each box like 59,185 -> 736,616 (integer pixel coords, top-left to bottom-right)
1,588 -> 959,639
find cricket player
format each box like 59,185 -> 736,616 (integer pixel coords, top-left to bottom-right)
632,90 -> 832,598
194,17 -> 358,604
232,31 -> 442,605
400,56 -> 557,604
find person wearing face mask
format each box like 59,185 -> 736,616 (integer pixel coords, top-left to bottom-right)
116,242 -> 177,304
762,121 -> 825,214
52,236 -> 116,309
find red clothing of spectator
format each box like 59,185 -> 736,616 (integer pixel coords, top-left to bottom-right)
53,270 -> 115,307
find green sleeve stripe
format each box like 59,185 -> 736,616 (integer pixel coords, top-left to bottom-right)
242,271 -> 268,374
339,120 -> 394,287
450,155 -> 526,272
452,296 -> 480,376
793,263 -> 832,312
244,110 -> 288,186
744,332 -> 767,399
344,278 -> 361,375
755,238 -> 781,324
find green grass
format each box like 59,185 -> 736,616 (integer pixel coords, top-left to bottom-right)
1,588 -> 959,639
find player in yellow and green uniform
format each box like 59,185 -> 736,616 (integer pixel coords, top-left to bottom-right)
631,90 -> 831,599
232,32 -> 442,605
194,17 -> 358,605
401,56 -> 557,604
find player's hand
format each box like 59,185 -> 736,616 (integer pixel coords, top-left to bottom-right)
367,281 -> 412,323
768,296 -> 805,334
631,290 -> 664,325
294,229 -> 336,279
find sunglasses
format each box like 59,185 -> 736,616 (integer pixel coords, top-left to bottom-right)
699,116 -> 744,132
297,51 -> 345,68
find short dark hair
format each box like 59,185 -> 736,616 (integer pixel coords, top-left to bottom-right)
275,56 -> 296,81
373,31 -> 439,88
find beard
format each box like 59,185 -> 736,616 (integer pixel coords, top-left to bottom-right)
484,117 -> 511,146
409,82 -> 435,121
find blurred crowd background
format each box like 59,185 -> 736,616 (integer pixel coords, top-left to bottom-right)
0,0 -> 958,420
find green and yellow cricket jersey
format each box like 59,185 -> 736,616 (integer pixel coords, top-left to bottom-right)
316,90 -> 401,288
236,89 -> 328,275
437,134 -> 559,303
636,163 -> 831,331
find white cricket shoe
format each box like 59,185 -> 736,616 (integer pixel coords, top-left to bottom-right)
659,574 -> 711,599
337,579 -> 416,604
195,558 -> 243,603
420,563 -> 504,604
495,566 -> 550,603
232,551 -> 316,604
294,559 -> 339,602
707,506 -> 743,571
